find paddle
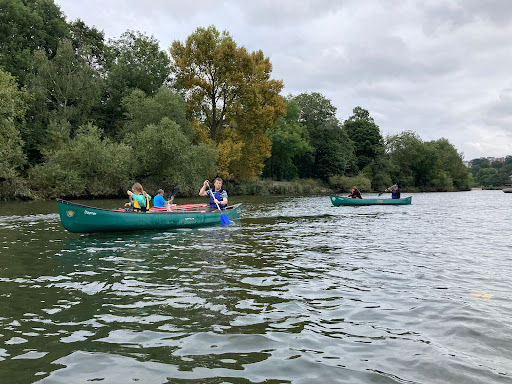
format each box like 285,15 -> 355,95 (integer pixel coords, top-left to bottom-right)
166,189 -> 178,211
207,182 -> 230,226
378,184 -> 397,196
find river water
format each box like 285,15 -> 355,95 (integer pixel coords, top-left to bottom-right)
0,191 -> 511,383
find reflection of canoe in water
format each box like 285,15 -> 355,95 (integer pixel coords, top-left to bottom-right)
330,195 -> 412,206
57,199 -> 241,233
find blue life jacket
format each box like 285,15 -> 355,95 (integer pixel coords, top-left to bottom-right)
210,189 -> 225,208
391,189 -> 401,199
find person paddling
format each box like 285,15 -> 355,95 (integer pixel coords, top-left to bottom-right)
153,189 -> 174,208
124,183 -> 151,212
346,186 -> 362,199
385,184 -> 401,199
199,178 -> 228,209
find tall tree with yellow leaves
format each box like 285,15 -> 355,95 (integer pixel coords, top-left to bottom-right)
170,26 -> 285,181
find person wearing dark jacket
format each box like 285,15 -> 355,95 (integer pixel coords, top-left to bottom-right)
347,186 -> 362,199
385,185 -> 401,199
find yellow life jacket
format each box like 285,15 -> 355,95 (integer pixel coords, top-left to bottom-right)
132,194 -> 150,213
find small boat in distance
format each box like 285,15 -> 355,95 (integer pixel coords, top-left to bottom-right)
57,199 -> 241,233
330,195 -> 412,206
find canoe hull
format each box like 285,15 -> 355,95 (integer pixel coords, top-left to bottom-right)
330,195 -> 412,206
57,199 -> 241,233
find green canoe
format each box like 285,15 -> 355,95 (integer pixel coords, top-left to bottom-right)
57,199 -> 242,233
330,195 -> 412,206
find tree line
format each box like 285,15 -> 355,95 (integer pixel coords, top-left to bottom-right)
0,0 -> 471,200
467,157 -> 512,187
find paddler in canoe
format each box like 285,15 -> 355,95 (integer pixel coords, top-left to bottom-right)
346,186 -> 362,199
384,184 -> 401,199
124,183 -> 152,212
199,178 -> 228,210
153,189 -> 174,208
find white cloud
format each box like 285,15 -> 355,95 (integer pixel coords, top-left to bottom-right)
56,0 -> 512,160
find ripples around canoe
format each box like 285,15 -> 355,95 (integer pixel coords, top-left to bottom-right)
0,191 -> 511,383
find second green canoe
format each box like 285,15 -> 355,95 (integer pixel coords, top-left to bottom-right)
330,195 -> 412,206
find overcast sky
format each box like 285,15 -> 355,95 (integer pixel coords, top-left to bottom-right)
56,0 -> 512,160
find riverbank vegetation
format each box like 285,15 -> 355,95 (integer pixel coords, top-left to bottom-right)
467,157 -> 512,188
1,0 -> 474,200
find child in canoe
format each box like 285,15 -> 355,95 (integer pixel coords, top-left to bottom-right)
124,183 -> 152,212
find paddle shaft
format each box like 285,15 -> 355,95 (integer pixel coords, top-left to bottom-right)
379,184 -> 397,196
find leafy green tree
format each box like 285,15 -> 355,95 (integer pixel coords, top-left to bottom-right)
170,26 -> 246,142
0,69 -> 31,198
29,124 -> 132,198
293,92 -> 337,132
475,168 -> 502,187
69,19 -> 106,68
291,93 -> 355,179
263,98 -> 311,180
387,131 -> 438,189
427,138 -> 470,190
121,88 -> 217,193
343,106 -> 385,172
25,39 -> 104,163
0,0 -> 69,86
171,26 -> 285,181
468,157 -> 512,187
103,30 -> 171,133
312,119 -> 355,181
120,87 -> 192,140
128,118 -> 217,194
225,51 -> 286,181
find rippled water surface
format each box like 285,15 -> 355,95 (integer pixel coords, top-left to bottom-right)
1,191 -> 511,383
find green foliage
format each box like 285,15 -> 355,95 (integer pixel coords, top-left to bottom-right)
25,39 -> 104,163
469,156 -> 512,187
103,30 -> 171,132
343,107 -> 385,172
121,87 -> 192,140
0,69 -> 31,198
290,93 -> 355,180
128,117 -> 217,194
263,99 -> 311,180
171,26 -> 285,181
328,174 -> 372,193
387,132 -> 470,191
0,7 -> 480,198
293,92 -> 337,132
29,124 -> 132,198
223,178 -> 326,195
69,19 -> 106,67
0,0 -> 70,86
170,25 -> 241,142
427,138 -> 470,190
475,168 -> 502,187
121,88 -> 217,194
312,119 -> 356,181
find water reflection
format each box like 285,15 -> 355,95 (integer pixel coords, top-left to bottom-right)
0,192 -> 511,383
